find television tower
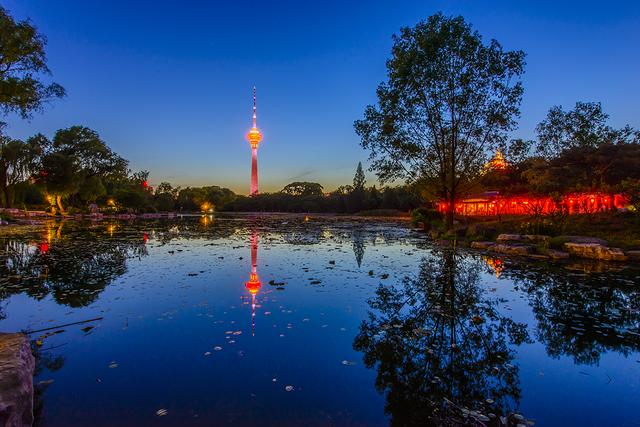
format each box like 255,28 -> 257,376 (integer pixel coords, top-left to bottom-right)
246,87 -> 263,196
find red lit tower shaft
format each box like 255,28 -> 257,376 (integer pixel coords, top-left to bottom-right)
246,87 -> 263,196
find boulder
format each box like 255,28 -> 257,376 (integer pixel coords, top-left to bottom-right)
564,243 -> 628,262
0,333 -> 34,427
496,234 -> 525,242
496,234 -> 550,244
548,249 -> 570,260
470,241 -> 495,250
558,235 -> 609,246
523,234 -> 551,244
491,244 -> 534,256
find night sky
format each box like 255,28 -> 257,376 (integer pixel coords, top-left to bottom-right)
2,0 -> 639,194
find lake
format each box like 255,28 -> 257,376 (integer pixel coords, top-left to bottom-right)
1,215 -> 639,426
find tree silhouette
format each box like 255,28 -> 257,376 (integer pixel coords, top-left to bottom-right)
352,229 -> 365,268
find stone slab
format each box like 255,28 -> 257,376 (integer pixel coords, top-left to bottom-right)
0,333 -> 34,427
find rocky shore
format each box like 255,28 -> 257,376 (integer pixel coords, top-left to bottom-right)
0,333 -> 34,427
0,208 -> 178,226
469,234 -> 640,263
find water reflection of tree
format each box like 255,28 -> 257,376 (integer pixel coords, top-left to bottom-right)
352,230 -> 365,267
500,262 -> 640,366
0,225 -> 148,307
354,250 -> 530,426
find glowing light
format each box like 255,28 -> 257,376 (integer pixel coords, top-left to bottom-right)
437,192 -> 624,217
107,199 -> 116,206
304,216 -> 310,222
39,242 -> 49,253
485,149 -> 507,171
483,257 -> 503,278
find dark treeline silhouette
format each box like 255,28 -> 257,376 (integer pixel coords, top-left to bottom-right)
222,183 -> 420,214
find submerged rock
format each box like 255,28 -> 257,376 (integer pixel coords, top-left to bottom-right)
564,243 -> 628,262
0,333 -> 34,427
491,244 -> 534,256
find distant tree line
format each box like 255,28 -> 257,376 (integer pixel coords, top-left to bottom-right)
222,163 -> 421,214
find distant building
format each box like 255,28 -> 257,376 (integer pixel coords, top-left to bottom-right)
437,150 -> 627,216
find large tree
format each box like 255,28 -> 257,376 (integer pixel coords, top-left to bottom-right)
37,126 -> 128,211
0,6 -> 65,119
354,13 -> 525,227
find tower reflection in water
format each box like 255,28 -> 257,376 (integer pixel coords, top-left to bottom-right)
244,230 -> 261,335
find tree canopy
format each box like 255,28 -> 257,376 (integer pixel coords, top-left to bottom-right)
355,13 -> 525,227
281,181 -> 324,196
0,6 -> 65,119
535,101 -> 639,158
35,126 -> 128,211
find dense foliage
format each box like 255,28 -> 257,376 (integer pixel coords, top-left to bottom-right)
355,13 -> 525,227
480,102 -> 640,198
0,6 -> 65,119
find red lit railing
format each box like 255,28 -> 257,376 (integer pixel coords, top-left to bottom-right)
437,193 -> 628,216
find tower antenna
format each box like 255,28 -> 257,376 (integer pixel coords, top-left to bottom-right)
252,86 -> 257,128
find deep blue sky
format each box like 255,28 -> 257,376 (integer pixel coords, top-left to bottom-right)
3,0 -> 639,194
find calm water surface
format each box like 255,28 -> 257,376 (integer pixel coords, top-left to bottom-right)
1,215 -> 639,426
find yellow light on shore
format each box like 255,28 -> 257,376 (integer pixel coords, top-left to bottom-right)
200,202 -> 214,213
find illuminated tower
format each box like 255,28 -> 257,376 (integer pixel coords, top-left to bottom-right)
246,87 -> 263,196
245,230 -> 261,335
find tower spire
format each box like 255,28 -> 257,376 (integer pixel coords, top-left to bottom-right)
252,86 -> 257,128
